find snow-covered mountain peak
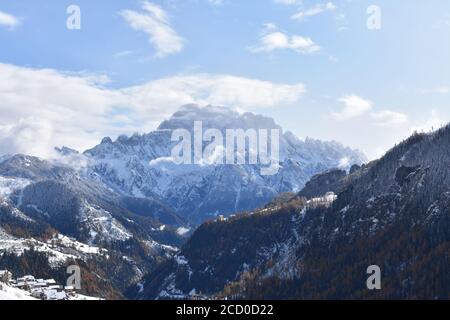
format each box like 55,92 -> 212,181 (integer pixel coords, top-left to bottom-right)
158,104 -> 280,132
81,105 -> 366,224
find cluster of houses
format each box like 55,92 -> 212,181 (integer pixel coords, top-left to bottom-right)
0,269 -> 78,300
214,192 -> 338,224
306,192 -> 338,209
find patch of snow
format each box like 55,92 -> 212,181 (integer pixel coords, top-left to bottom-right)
340,205 -> 350,214
0,234 -> 108,268
143,240 -> 178,254
79,200 -> 132,243
176,227 -> 190,236
306,192 -> 337,208
0,176 -> 31,199
49,234 -> 106,255
0,230 -> 11,242
0,283 -> 37,300
0,199 -> 34,223
189,288 -> 197,296
175,255 -> 188,265
26,204 -> 49,217
68,293 -> 103,300
157,273 -> 185,300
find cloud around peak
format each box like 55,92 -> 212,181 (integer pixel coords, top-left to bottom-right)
0,63 -> 306,158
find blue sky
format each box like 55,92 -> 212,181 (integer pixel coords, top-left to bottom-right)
0,0 -> 449,159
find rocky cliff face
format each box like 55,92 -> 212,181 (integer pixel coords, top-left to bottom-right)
297,168 -> 347,199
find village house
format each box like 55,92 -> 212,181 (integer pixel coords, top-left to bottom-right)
0,269 -> 75,300
306,192 -> 338,209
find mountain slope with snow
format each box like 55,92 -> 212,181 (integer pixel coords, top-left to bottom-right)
85,104 -> 366,224
135,123 -> 450,300
0,104 -> 367,298
0,154 -> 187,299
0,283 -> 37,300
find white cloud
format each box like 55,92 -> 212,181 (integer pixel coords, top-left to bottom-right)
420,86 -> 450,94
149,156 -> 176,167
338,157 -> 350,168
292,2 -> 336,21
0,118 -> 53,157
252,25 -> 320,54
114,50 -> 134,58
0,63 -> 123,157
0,63 -> 306,158
0,10 -> 20,29
333,95 -> 373,120
435,86 -> 450,94
322,95 -> 448,160
371,110 -> 409,127
274,0 -> 303,5
120,1 -> 183,58
124,74 -> 306,111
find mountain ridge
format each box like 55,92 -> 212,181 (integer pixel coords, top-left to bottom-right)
83,104 -> 366,224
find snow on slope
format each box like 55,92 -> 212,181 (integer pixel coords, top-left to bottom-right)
0,198 -> 34,223
0,282 -> 102,300
0,283 -> 37,300
0,232 -> 108,268
0,176 -> 31,199
52,234 -> 106,255
79,200 -> 132,243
